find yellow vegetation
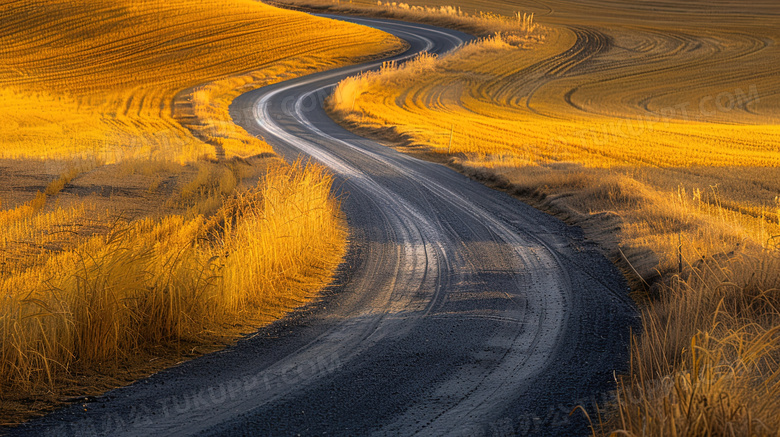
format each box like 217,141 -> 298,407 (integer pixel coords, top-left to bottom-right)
330,33 -> 780,167
615,254 -> 780,436
0,0 -> 402,163
1,161 -> 346,389
312,0 -> 780,433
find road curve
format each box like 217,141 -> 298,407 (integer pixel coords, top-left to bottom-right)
10,16 -> 635,437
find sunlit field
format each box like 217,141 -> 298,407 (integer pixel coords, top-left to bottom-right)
285,0 -> 780,434
0,0 -> 403,424
0,0 -> 402,162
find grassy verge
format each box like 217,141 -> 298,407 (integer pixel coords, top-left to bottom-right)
1,160 -> 347,424
1,161 -> 344,388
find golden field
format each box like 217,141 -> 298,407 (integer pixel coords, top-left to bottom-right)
0,0 -> 401,164
286,0 -> 780,434
0,0 -> 403,424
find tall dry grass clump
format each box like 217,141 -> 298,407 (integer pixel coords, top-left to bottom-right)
614,253 -> 780,436
210,162 -> 346,318
331,52 -> 441,114
0,161 -> 346,390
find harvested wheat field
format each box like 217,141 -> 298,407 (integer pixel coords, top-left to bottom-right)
281,0 -> 780,434
0,0 -> 403,425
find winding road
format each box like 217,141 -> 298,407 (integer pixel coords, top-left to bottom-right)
10,16 -> 635,437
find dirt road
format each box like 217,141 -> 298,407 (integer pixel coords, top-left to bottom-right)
10,16 -> 635,437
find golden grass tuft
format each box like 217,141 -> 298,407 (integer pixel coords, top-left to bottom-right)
615,254 -> 780,436
1,161 -> 346,390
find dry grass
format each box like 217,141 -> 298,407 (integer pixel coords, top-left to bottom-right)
1,160 -> 346,392
614,254 -> 780,436
312,0 -> 780,434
